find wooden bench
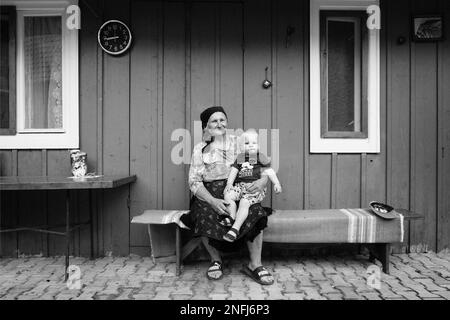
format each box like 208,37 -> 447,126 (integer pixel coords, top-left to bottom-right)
131,208 -> 423,276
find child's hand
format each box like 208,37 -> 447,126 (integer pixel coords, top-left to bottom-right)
274,183 -> 282,194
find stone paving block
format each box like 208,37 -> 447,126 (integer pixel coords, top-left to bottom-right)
376,287 -> 402,299
132,293 -> 156,300
134,267 -> 150,274
73,291 -> 97,300
360,292 -> 382,300
247,284 -> 266,297
179,270 -> 200,282
101,288 -> 120,295
352,280 -> 377,293
414,290 -> 441,299
191,293 -> 210,300
301,261 -> 321,271
153,288 -> 173,300
209,293 -> 229,300
416,278 -> 447,291
383,279 -> 411,293
290,263 -> 307,274
329,274 -> 352,288
435,291 -> 450,299
171,294 -> 193,300
309,270 -> 327,282
228,289 -> 249,300
281,280 -> 301,294
396,280 -> 440,298
300,287 -> 326,300
265,291 -> 288,300
136,282 -> 157,294
211,281 -> 228,294
38,293 -> 59,300
314,280 -> 340,294
324,293 -> 344,300
276,273 -> 297,282
228,275 -> 247,288
396,291 -> 421,300
172,287 -> 194,295
284,293 -> 306,300
248,293 -> 268,300
157,276 -> 176,287
294,275 -> 316,287
55,292 -> 81,300
335,286 -> 363,300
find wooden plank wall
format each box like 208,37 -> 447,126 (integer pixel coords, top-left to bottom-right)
1,0 -> 450,257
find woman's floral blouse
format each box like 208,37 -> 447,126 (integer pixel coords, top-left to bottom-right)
189,134 -> 238,195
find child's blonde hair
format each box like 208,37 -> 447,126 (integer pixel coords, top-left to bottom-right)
238,129 -> 258,153
242,128 -> 258,139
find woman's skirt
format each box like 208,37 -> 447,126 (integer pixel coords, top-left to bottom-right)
180,179 -> 272,252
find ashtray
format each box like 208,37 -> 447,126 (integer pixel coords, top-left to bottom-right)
369,201 -> 397,220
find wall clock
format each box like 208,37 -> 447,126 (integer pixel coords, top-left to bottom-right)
98,20 -> 132,55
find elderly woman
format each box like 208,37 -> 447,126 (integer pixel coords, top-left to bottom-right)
180,106 -> 274,285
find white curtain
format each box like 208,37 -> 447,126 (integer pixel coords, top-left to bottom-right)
24,16 -> 62,129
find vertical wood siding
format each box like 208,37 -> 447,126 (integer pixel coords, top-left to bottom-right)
1,0 -> 450,257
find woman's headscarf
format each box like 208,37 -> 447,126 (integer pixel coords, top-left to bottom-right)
200,106 -> 227,130
200,106 -> 228,153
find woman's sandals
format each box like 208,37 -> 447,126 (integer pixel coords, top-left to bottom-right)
241,265 -> 274,285
223,227 -> 239,242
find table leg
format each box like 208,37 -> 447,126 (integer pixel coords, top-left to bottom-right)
89,189 -> 94,260
65,190 -> 70,282
176,226 -> 181,276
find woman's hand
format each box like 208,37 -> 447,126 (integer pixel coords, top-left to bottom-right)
246,175 -> 269,194
209,198 -> 230,216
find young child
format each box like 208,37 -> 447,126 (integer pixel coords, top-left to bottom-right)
222,129 -> 282,242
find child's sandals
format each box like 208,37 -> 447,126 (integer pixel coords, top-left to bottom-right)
217,215 -> 235,227
206,261 -> 223,280
223,227 -> 239,242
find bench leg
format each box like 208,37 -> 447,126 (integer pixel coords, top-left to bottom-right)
378,244 -> 390,275
176,225 -> 181,276
368,244 -> 390,274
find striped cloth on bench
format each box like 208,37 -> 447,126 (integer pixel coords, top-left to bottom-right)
131,208 -> 404,244
264,209 -> 404,244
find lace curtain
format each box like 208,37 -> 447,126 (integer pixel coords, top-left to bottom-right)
24,16 -> 62,129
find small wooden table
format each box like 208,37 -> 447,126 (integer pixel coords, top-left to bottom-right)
0,175 -> 136,280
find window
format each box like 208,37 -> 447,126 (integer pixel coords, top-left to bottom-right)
0,6 -> 16,135
310,0 -> 380,153
0,0 -> 78,149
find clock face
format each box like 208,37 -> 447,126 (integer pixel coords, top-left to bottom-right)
98,20 -> 132,55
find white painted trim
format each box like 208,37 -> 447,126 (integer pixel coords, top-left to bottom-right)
0,0 -> 74,10
310,0 -> 380,153
0,0 -> 79,149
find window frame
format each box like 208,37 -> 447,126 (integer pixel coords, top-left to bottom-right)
0,0 -> 79,149
310,0 -> 380,153
0,6 -> 16,135
320,11 -> 368,139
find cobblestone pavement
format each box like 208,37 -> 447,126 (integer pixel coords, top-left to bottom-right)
1,252 -> 450,300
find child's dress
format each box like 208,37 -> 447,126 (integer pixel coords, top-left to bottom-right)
225,152 -> 271,205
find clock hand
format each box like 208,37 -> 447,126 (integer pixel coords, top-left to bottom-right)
105,36 -> 119,40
